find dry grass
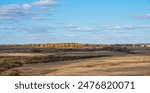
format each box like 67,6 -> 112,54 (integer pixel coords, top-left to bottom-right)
0,47 -> 150,76
9,54 -> 150,76
0,57 -> 23,75
1,69 -> 21,76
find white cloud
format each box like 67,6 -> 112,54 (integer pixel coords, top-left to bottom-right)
33,0 -> 59,7
0,4 -> 35,20
62,24 -> 150,31
134,14 -> 150,19
106,25 -> 150,30
63,25 -> 96,31
108,25 -> 121,30
75,27 -> 96,31
112,34 -> 134,37
0,25 -> 55,33
31,16 -> 44,20
138,25 -> 150,29
22,4 -> 32,10
106,25 -> 137,30
0,0 -> 60,20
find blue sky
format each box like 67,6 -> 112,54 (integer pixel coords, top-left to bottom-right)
0,0 -> 150,44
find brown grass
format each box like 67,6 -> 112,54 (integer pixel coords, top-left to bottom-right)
1,69 -> 21,76
0,47 -> 150,76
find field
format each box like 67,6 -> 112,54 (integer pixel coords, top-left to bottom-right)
0,46 -> 150,76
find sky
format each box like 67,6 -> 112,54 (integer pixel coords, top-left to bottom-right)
0,0 -> 150,44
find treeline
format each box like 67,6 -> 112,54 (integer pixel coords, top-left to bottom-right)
0,43 -> 83,48
0,43 -> 150,48
29,43 -> 84,48
28,43 -> 112,48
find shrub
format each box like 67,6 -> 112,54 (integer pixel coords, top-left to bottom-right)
1,69 -> 20,76
30,49 -> 42,53
0,61 -> 23,72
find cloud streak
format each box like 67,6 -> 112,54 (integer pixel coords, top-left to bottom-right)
0,25 -> 55,33
101,25 -> 150,30
133,5 -> 150,20
33,0 -> 59,7
134,14 -> 150,19
62,25 -> 97,31
62,24 -> 150,31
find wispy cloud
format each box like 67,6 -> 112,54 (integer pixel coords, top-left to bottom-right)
0,0 -> 60,20
147,6 -> 150,9
0,4 -> 34,20
133,5 -> 150,20
33,0 -> 60,7
62,24 -> 97,31
0,25 -> 55,33
101,25 -> 135,30
62,24 -> 150,31
100,25 -> 150,30
134,14 -> 150,19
